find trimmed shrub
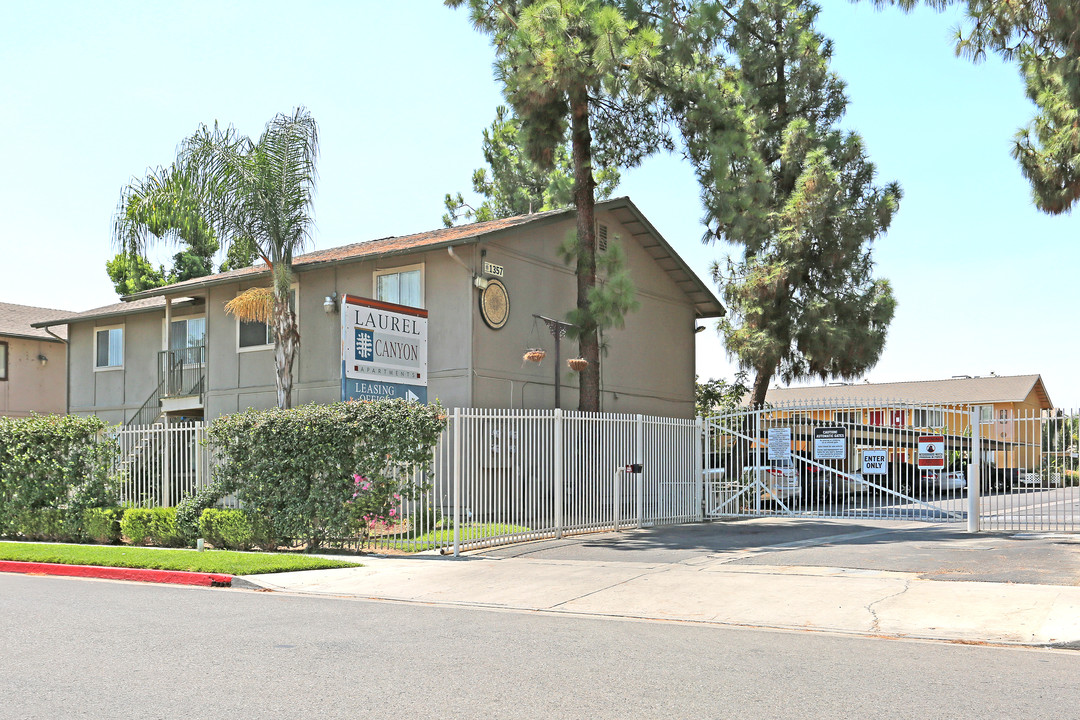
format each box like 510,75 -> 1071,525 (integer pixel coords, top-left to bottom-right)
83,507 -> 125,544
199,509 -> 253,550
207,400 -> 445,549
15,508 -> 71,542
120,507 -> 183,547
0,414 -> 119,537
175,480 -> 226,543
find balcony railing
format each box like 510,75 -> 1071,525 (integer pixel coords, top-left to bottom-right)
158,344 -> 206,398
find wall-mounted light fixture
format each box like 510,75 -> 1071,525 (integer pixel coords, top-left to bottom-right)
37,354 -> 48,367
694,325 -> 706,334
323,292 -> 339,314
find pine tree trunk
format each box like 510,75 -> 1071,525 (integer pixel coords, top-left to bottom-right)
750,366 -> 774,408
273,283 -> 299,410
571,86 -> 599,412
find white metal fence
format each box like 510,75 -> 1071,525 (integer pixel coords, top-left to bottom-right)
114,404 -> 1080,550
373,409 -> 701,554
113,422 -> 207,508
977,407 -> 1079,533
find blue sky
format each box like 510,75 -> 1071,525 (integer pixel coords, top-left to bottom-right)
2,2 -> 1077,406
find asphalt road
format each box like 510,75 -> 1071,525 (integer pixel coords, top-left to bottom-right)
478,519 -> 1080,586
2,573 -> 1077,719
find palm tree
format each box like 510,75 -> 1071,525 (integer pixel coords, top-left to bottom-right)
115,107 -> 320,409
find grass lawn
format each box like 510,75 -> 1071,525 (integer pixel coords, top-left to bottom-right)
377,523 -> 532,552
0,542 -> 359,575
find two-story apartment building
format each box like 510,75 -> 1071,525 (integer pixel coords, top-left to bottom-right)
34,198 -> 723,426
0,303 -> 71,417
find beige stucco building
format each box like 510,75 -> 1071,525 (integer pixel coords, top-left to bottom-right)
0,303 -> 70,417
34,198 -> 723,425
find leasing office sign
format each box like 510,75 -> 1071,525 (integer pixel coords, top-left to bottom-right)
341,294 -> 428,403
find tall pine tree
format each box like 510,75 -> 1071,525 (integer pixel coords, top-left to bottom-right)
443,105 -> 619,226
703,0 -> 901,407
446,0 -> 665,411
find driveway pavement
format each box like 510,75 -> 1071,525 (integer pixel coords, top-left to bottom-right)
240,518 -> 1080,648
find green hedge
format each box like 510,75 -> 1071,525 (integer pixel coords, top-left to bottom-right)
120,508 -> 185,547
0,414 -> 119,538
199,509 -> 254,550
207,400 -> 445,549
83,507 -> 125,544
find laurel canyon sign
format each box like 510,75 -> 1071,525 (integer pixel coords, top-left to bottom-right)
341,294 -> 428,403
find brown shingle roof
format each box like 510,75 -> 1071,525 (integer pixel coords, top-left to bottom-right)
765,375 -> 1052,408
0,302 -> 73,340
31,296 -> 192,329
120,207 -> 567,300
34,197 -> 725,327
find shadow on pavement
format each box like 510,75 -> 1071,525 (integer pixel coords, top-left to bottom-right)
475,518 -> 1080,586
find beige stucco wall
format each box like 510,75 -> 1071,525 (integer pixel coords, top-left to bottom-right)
203,247 -> 476,421
469,210 -> 697,417
68,303 -> 203,424
66,212 -> 701,423
0,335 -> 67,417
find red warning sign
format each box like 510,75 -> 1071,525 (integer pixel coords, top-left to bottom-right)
918,435 -> 946,469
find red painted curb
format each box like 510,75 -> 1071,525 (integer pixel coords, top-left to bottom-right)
0,561 -> 233,587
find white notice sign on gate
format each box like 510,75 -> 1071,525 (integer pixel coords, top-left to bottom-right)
862,449 -> 888,475
813,427 -> 847,460
767,427 -> 792,462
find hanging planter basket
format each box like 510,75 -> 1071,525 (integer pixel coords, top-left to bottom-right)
523,348 -> 547,363
567,357 -> 588,372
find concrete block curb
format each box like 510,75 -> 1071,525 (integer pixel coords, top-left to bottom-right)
0,560 -> 234,587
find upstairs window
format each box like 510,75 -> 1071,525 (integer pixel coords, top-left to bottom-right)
0,341 -> 7,380
374,265 -> 423,308
238,289 -> 296,351
913,408 -> 945,428
95,327 -> 124,369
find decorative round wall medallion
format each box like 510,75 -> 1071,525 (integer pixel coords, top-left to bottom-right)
479,278 -> 510,330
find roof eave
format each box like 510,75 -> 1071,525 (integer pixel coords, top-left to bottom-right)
0,331 -> 67,342
599,197 -> 725,318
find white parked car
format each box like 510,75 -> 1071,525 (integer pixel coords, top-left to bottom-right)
740,461 -> 802,503
1018,471 -> 1062,488
935,468 -> 969,493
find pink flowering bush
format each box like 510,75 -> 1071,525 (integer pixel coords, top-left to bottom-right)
345,474 -> 406,536
207,399 -> 444,549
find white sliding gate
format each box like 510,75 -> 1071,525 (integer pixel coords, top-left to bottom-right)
703,400 -> 1080,533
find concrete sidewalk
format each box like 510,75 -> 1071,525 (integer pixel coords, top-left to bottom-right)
239,519 -> 1080,647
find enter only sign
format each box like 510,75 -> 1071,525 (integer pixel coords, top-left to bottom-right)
862,449 -> 888,475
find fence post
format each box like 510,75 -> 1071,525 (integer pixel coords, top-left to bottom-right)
614,467 -> 621,532
162,419 -> 171,507
694,417 -> 704,523
554,409 -> 564,540
453,408 -> 462,558
968,408 -> 981,533
194,422 -> 203,490
754,409 -> 762,513
636,414 -> 645,529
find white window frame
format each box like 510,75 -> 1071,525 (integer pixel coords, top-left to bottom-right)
913,408 -> 945,429
162,315 -> 207,351
236,286 -> 298,353
833,411 -> 860,426
94,325 -> 125,371
373,263 -> 425,308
